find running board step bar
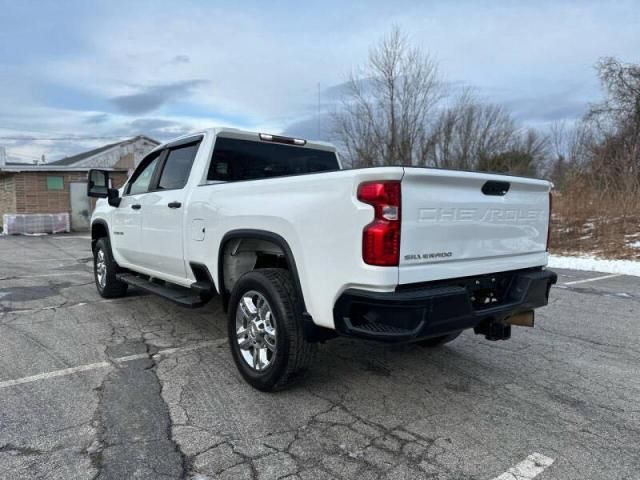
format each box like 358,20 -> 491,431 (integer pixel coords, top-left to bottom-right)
116,273 -> 211,308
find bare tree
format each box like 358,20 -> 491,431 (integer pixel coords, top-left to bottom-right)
588,57 -> 640,131
546,120 -> 598,188
586,58 -> 640,198
427,90 -> 520,171
332,27 -> 442,167
333,27 -> 557,178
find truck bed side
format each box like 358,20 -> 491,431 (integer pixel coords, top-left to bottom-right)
186,167 -> 404,329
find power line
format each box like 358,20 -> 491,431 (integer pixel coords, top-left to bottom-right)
8,152 -> 41,161
0,126 -> 134,142
0,135 -> 129,141
0,125 -> 63,135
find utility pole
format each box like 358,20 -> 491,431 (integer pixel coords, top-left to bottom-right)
317,82 -> 321,139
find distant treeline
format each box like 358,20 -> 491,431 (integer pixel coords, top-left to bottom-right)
331,28 -> 640,204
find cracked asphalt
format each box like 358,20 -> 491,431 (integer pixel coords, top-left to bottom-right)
1,235 -> 639,480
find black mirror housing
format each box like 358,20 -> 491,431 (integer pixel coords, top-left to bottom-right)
87,169 -> 110,198
107,188 -> 121,207
88,169 -> 121,207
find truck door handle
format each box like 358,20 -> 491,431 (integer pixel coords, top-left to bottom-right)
168,201 -> 182,209
131,204 -> 141,210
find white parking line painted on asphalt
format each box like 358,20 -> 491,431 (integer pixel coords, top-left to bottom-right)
0,339 -> 225,389
48,236 -> 91,240
0,272 -> 91,280
563,273 -> 621,286
4,258 -> 82,264
491,453 -> 554,480
0,361 -> 112,389
2,296 -> 144,316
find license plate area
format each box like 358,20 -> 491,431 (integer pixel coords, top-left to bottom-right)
467,273 -> 515,310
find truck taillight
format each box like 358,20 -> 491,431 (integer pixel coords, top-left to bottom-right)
547,191 -> 553,251
357,181 -> 401,266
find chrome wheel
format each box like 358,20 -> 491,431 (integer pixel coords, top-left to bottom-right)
235,290 -> 277,371
96,249 -> 107,288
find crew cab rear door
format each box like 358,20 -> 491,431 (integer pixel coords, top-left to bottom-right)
137,137 -> 202,278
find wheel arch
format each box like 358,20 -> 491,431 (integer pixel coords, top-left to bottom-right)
91,219 -> 110,251
218,229 -> 335,343
217,229 -> 306,313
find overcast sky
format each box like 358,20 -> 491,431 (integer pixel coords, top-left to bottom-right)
0,0 -> 638,162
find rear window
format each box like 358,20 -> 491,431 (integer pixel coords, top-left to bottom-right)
207,137 -> 339,182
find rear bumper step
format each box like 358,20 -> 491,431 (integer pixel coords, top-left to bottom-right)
333,268 -> 557,342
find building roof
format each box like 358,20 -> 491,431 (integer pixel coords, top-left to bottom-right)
0,163 -> 127,173
49,141 -> 124,166
49,135 -> 159,167
0,135 -> 158,173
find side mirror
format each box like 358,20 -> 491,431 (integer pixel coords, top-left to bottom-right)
107,188 -> 121,207
88,169 -> 121,207
87,169 -> 110,198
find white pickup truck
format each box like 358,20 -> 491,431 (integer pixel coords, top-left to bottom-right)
88,127 -> 556,391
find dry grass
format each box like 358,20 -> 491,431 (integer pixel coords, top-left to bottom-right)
550,186 -> 640,260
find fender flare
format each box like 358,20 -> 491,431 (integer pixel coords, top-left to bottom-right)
90,219 -> 110,250
218,229 -> 335,342
217,229 -> 307,312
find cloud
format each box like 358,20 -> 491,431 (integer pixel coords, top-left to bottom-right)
170,54 -> 190,64
109,80 -> 208,115
503,95 -> 589,123
86,113 -> 109,124
124,118 -> 193,140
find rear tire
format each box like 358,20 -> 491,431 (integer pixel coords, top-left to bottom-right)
228,268 -> 316,391
416,331 -> 461,348
93,237 -> 128,299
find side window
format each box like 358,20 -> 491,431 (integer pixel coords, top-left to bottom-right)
157,142 -> 200,190
128,152 -> 161,195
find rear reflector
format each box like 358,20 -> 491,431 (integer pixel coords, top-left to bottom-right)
357,181 -> 401,266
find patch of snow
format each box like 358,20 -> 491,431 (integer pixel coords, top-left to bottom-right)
627,240 -> 640,249
549,255 -> 640,277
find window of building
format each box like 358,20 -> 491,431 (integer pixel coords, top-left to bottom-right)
46,176 -> 64,190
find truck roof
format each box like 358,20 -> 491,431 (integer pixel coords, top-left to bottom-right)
151,127 -> 337,153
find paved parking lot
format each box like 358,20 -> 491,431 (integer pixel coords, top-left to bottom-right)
1,235 -> 639,480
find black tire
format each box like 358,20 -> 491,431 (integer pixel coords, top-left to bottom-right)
93,237 -> 128,299
416,331 -> 461,348
227,268 -> 316,391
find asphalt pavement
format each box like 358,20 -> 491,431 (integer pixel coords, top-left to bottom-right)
0,235 -> 639,480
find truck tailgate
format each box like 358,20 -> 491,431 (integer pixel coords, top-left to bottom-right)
399,168 -> 551,284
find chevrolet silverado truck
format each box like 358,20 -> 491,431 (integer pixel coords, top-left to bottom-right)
88,127 -> 557,391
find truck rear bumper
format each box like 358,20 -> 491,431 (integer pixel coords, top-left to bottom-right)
333,268 -> 557,342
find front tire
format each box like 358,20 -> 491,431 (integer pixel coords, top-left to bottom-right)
228,268 -> 316,391
93,237 -> 128,299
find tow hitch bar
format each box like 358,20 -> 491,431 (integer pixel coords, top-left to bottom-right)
474,319 -> 511,341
